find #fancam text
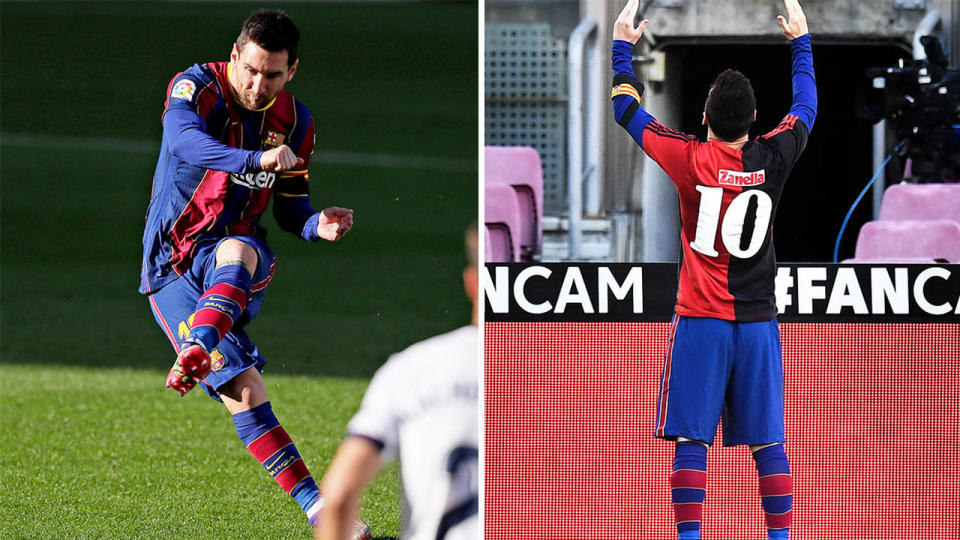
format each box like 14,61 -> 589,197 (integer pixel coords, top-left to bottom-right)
483,263 -> 960,321
483,265 -> 644,315
776,266 -> 960,316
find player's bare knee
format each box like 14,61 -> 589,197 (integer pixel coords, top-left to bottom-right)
220,368 -> 268,413
677,437 -> 709,448
215,238 -> 258,276
750,442 -> 779,453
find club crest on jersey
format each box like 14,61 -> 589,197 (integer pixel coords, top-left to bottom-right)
171,79 -> 196,101
231,171 -> 276,190
210,350 -> 225,372
264,131 -> 285,148
718,169 -> 766,186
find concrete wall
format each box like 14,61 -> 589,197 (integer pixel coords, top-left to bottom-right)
640,0 -> 929,40
485,0 -> 580,40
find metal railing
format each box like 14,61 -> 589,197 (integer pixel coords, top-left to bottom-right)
567,17 -> 603,259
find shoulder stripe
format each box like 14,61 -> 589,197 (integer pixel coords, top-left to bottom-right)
761,114 -> 799,140
647,121 -> 698,143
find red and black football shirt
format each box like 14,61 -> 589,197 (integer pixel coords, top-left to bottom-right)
612,36 -> 817,321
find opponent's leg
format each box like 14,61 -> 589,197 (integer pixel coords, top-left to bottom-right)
751,443 -> 792,540
222,368 -> 325,525
672,438 -> 708,540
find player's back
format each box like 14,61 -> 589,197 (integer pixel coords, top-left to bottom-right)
611,32 -> 816,322
348,326 -> 479,540
395,326 -> 478,540
671,124 -> 806,322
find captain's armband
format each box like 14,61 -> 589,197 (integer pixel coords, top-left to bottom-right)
611,74 -> 645,128
612,74 -> 644,101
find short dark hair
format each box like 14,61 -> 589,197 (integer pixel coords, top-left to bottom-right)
237,9 -> 299,66
704,69 -> 756,141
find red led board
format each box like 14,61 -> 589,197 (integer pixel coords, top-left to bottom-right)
484,264 -> 960,539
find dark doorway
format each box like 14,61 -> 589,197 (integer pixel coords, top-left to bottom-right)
665,41 -> 905,262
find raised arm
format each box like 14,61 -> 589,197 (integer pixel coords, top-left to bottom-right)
611,0 -> 698,183
610,0 -> 653,145
778,0 -> 817,131
756,0 -> 817,168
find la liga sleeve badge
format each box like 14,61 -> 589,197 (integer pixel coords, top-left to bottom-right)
171,79 -> 197,101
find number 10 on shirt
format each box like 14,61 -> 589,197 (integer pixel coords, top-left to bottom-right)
690,186 -> 774,259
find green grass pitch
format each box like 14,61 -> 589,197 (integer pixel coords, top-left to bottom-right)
0,365 -> 392,538
0,1 -> 477,538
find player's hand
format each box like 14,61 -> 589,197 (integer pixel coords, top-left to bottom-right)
613,0 -> 649,45
777,0 -> 808,41
317,207 -> 353,242
261,145 -> 305,172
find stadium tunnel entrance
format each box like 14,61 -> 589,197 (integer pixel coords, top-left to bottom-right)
655,40 -> 906,262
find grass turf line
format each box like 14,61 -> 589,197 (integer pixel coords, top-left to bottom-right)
0,364 -> 400,538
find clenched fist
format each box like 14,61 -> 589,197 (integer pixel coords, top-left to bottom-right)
260,145 -> 304,172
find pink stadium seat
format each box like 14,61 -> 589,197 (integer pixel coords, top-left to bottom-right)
485,227 -> 495,262
854,220 -> 960,262
484,146 -> 544,261
842,257 -> 940,263
485,183 -> 523,262
878,184 -> 960,222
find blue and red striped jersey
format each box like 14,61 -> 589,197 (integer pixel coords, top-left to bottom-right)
612,35 -> 817,321
140,61 -> 320,294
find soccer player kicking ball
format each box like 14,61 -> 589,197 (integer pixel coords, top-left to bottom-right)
139,9 -> 368,538
316,224 -> 480,540
611,1 -> 816,539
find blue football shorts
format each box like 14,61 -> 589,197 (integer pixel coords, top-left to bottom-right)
147,235 -> 276,401
654,315 -> 785,446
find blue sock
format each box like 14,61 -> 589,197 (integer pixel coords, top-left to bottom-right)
753,444 -> 792,539
232,402 -> 322,521
672,441 -> 707,540
186,264 -> 251,351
